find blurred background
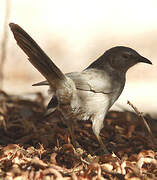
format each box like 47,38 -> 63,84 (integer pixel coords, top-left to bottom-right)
0,0 -> 156,116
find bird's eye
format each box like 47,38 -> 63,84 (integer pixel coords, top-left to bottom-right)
122,53 -> 130,59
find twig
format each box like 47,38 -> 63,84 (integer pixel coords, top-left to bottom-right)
0,0 -> 10,89
127,100 -> 156,149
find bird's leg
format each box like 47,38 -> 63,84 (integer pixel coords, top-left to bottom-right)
67,119 -> 76,145
60,115 -> 77,146
92,118 -> 109,154
96,134 -> 109,154
67,119 -> 82,148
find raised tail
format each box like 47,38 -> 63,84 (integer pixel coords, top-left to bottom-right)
9,23 -> 66,89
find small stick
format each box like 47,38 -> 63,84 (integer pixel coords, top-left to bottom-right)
0,0 -> 10,88
127,100 -> 156,148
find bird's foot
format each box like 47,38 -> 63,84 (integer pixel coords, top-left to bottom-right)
96,135 -> 109,154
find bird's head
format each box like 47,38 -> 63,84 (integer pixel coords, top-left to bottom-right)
106,46 -> 152,72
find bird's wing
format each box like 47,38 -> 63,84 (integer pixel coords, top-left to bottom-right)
66,69 -> 114,94
32,69 -> 114,94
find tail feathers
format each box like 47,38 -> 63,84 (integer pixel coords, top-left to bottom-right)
44,96 -> 58,117
32,80 -> 49,86
9,23 -> 66,88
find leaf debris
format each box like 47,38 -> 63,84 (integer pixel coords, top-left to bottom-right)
0,90 -> 157,179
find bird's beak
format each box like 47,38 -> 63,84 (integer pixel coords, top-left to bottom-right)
139,56 -> 152,65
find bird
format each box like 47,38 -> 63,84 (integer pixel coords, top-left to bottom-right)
9,23 -> 152,153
